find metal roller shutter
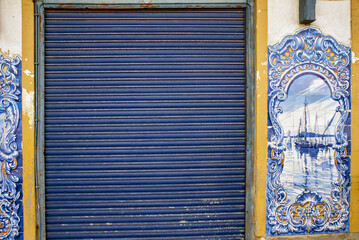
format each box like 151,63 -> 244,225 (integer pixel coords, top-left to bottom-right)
44,9 -> 247,239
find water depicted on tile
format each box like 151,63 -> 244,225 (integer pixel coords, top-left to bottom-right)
278,74 -> 339,201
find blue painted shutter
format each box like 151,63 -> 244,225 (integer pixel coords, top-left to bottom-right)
44,9 -> 247,239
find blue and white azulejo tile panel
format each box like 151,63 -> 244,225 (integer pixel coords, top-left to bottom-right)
266,28 -> 351,236
0,53 -> 22,240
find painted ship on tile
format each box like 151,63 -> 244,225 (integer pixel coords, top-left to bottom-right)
292,97 -> 336,157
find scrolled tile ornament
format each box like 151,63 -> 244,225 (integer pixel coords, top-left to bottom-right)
266,28 -> 351,235
0,54 -> 21,239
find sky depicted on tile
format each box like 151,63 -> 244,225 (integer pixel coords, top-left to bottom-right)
278,74 -> 340,136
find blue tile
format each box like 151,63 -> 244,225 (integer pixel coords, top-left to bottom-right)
266,28 -> 351,236
0,55 -> 23,239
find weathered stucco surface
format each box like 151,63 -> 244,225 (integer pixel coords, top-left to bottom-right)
0,0 -> 22,56
268,0 -> 351,46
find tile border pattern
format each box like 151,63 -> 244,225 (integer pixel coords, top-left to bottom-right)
0,53 -> 22,239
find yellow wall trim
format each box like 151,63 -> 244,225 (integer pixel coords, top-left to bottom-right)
254,0 -> 267,237
22,0 -> 36,239
350,0 -> 359,233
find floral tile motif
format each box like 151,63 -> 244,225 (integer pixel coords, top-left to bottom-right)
266,28 -> 351,236
0,53 -> 22,239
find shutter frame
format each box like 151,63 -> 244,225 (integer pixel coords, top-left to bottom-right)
34,5 -> 253,238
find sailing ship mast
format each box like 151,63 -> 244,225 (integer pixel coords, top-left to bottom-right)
304,98 -> 308,141
298,118 -> 302,139
315,114 -> 318,135
295,97 -> 336,149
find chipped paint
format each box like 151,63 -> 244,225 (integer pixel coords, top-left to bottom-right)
139,3 -> 160,8
22,0 -> 37,238
256,70 -> 261,85
23,88 -> 34,129
352,51 -> 359,64
24,69 -> 34,78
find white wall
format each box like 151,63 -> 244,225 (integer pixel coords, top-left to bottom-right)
268,0 -> 351,46
0,0 -> 22,56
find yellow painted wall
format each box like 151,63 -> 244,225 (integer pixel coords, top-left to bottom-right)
350,0 -> 359,233
19,0 -> 358,239
22,0 -> 36,239
254,0 -> 267,237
